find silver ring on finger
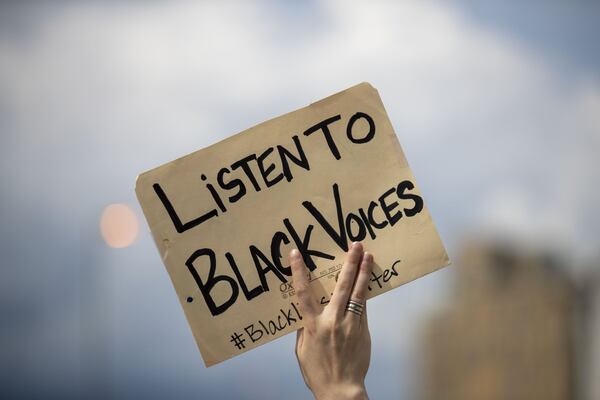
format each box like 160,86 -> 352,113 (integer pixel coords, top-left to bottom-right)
345,299 -> 364,317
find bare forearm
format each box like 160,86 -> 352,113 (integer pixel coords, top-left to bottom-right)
314,383 -> 369,400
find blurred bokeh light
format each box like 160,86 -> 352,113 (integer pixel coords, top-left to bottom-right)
100,204 -> 139,249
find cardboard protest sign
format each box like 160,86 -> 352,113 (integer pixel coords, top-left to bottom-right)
135,82 -> 449,366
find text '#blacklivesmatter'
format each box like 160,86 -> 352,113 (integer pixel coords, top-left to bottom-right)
152,112 -> 423,317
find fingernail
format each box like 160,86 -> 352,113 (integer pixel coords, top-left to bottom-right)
352,241 -> 362,250
364,252 -> 373,262
291,249 -> 300,257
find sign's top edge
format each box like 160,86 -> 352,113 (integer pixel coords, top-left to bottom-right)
134,82 -> 376,193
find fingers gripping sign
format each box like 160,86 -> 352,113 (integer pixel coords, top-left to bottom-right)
328,242 -> 364,319
347,251 -> 373,327
290,249 -> 319,319
290,243 -> 373,400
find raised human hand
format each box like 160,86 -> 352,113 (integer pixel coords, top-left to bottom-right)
290,242 -> 373,400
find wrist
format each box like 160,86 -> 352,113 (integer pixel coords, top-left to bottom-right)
313,383 -> 368,400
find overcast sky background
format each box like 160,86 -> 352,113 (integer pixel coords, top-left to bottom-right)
1,2 -> 599,399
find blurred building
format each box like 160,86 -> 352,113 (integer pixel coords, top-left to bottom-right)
576,267 -> 600,400
422,241 -> 578,400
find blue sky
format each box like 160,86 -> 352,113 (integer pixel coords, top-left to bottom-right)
1,2 -> 599,399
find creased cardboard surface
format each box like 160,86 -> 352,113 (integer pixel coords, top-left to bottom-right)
135,82 -> 449,366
